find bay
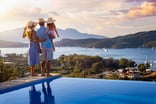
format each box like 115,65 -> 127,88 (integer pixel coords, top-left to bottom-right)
0,47 -> 156,69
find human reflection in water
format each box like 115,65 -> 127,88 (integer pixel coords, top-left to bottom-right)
42,81 -> 55,104
29,85 -> 41,104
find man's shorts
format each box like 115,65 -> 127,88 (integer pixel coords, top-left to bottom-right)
41,48 -> 53,61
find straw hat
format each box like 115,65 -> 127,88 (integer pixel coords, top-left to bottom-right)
46,17 -> 56,24
27,21 -> 37,27
38,18 -> 45,23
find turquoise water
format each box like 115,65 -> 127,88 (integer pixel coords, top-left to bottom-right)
1,47 -> 156,69
1,78 -> 156,104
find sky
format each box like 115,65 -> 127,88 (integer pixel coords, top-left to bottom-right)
0,0 -> 156,37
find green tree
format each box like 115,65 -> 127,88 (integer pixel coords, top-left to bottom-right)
103,58 -> 119,70
128,60 -> 136,67
90,62 -> 103,74
119,58 -> 128,68
138,64 -> 146,72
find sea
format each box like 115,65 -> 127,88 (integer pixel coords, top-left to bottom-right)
0,47 -> 156,69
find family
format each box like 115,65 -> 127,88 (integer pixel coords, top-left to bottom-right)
23,17 -> 59,77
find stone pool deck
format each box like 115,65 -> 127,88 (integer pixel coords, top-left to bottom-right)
0,73 -> 61,94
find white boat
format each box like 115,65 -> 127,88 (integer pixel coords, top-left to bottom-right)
103,48 -> 108,52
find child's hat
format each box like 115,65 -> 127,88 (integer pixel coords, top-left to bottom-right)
47,17 -> 56,24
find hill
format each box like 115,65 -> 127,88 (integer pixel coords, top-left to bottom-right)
57,28 -> 106,40
0,40 -> 27,48
0,28 -> 106,43
55,30 -> 156,48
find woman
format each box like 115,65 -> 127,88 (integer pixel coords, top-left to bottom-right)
23,21 -> 42,76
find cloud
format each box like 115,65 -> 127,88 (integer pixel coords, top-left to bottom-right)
48,11 -> 60,16
0,7 -> 48,31
110,1 -> 156,20
51,0 -> 124,13
0,0 -> 155,37
125,0 -> 156,3
45,0 -> 127,34
109,9 -> 129,16
126,1 -> 156,19
0,7 -> 48,22
125,0 -> 143,2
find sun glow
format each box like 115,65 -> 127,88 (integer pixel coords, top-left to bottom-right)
0,0 -> 17,15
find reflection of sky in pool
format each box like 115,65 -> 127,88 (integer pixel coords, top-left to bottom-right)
1,78 -> 156,104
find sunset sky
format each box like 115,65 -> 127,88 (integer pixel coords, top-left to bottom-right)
0,0 -> 156,37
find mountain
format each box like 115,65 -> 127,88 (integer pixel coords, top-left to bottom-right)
0,29 -> 156,48
55,30 -> 156,48
0,28 -> 26,43
0,28 -> 106,43
56,28 -> 106,40
0,40 -> 27,48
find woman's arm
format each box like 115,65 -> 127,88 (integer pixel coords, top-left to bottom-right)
33,31 -> 42,53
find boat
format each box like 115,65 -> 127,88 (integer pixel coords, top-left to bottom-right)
103,48 -> 108,52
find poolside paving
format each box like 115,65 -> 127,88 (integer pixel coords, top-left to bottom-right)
0,73 -> 61,94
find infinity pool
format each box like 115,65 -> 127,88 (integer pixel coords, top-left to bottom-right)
0,78 -> 156,104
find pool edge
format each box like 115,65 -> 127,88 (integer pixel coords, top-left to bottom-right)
0,75 -> 61,94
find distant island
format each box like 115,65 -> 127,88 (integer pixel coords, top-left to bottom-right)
0,40 -> 27,48
55,30 -> 156,48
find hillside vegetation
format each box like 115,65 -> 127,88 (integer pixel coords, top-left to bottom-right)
55,30 -> 156,48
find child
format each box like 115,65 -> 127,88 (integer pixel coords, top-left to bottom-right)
46,17 -> 59,39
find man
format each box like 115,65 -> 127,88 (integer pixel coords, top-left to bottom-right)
37,18 -> 53,77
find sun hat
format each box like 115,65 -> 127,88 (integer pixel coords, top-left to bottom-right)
27,21 -> 37,27
46,17 -> 56,24
38,18 -> 45,23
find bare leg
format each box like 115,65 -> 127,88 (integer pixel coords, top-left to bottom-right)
41,61 -> 46,76
46,60 -> 52,77
30,66 -> 36,76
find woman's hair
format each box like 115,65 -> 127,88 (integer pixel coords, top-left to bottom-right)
23,21 -> 36,40
23,26 -> 34,39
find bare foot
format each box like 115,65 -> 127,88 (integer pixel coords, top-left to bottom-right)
31,74 -> 38,77
41,73 -> 45,77
46,74 -> 53,77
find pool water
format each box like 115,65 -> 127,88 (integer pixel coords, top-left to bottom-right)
0,78 -> 156,104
